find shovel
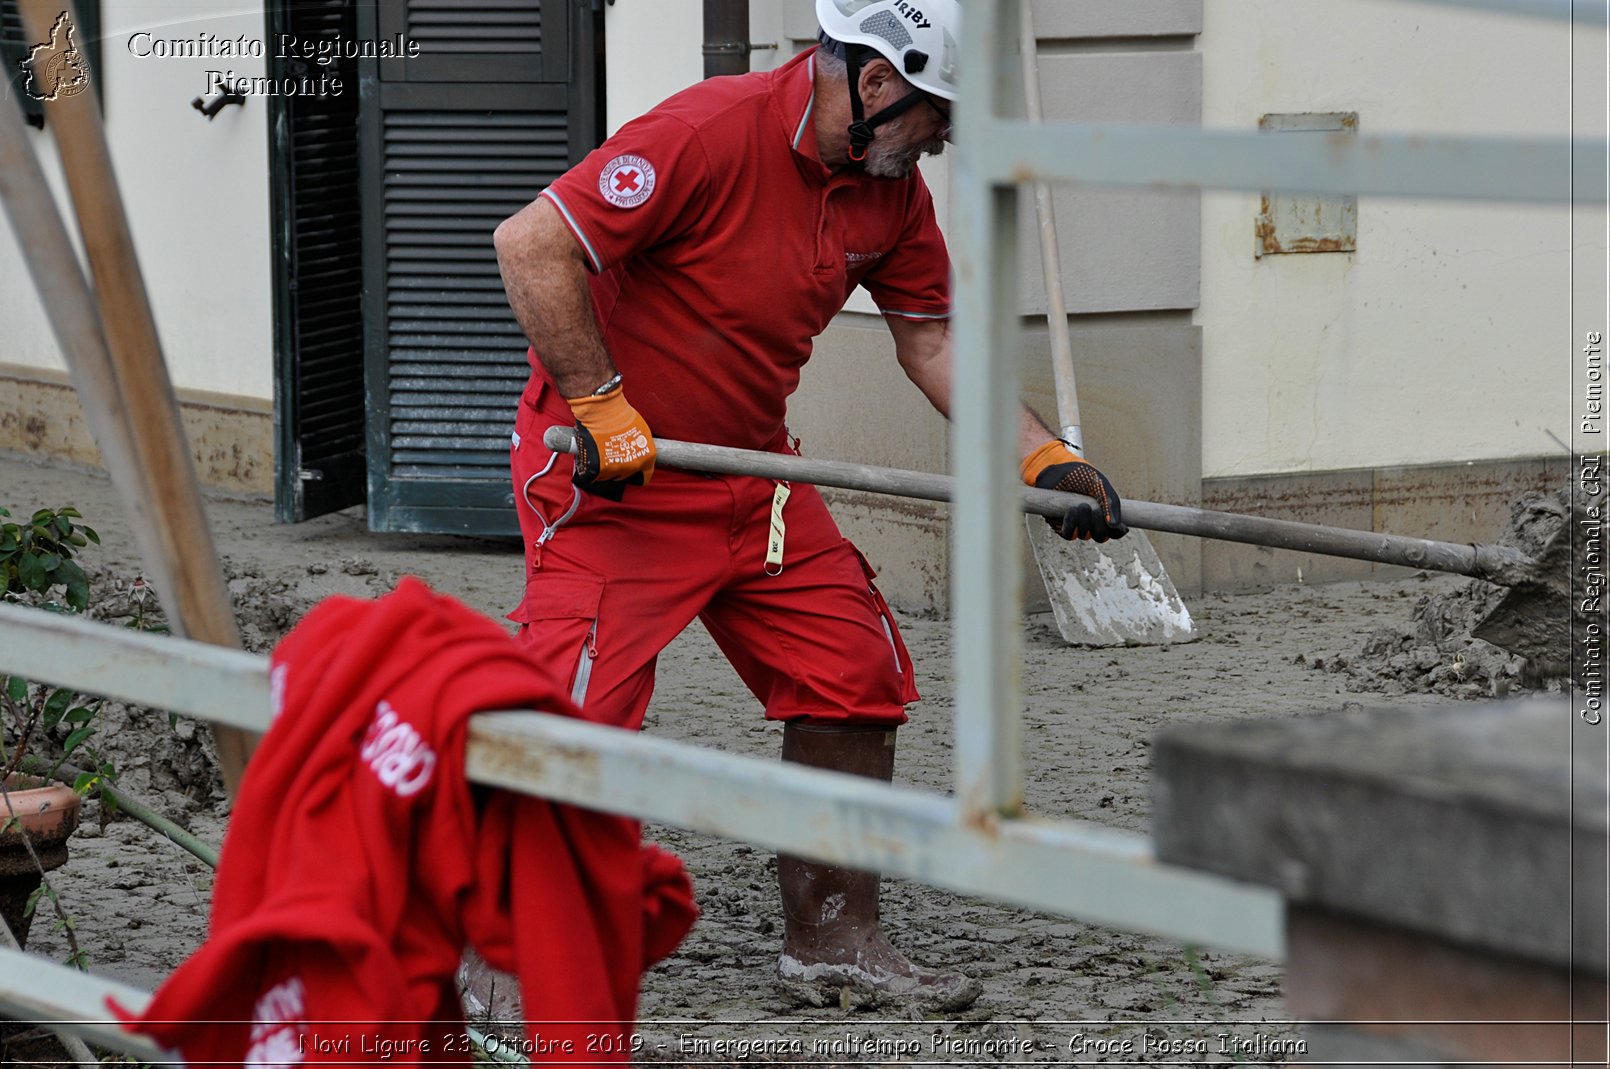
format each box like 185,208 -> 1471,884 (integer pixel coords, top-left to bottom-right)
1017,4 -> 1196,648
542,427 -> 1571,667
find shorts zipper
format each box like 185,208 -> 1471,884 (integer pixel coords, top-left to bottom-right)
571,619 -> 599,706
875,591 -> 903,675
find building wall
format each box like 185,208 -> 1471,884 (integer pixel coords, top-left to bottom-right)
4,2 -> 1587,607
1197,0 -> 1578,478
0,1 -> 275,402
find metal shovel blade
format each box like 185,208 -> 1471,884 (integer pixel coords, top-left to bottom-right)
1471,506 -> 1577,676
1026,519 -> 1197,646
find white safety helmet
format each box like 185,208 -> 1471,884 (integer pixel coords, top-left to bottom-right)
815,0 -> 960,102
816,0 -> 960,163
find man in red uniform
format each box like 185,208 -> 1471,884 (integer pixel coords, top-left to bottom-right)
493,0 -> 1126,1010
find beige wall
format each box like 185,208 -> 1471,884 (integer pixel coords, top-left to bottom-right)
0,2 -> 275,403
603,0 -> 702,134
4,1 -> 1589,606
1197,0 -> 1592,478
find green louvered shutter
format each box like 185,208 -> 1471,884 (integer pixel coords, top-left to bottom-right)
270,0 -> 367,523
360,0 -> 598,534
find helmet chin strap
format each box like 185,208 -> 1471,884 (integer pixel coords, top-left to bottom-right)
843,43 -> 928,163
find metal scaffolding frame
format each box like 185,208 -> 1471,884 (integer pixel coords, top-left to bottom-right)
0,0 -> 1602,1054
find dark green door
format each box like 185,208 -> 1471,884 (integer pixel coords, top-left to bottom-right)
269,0 -> 368,523
358,0 -> 599,535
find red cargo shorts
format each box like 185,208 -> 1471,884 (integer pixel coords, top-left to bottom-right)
508,381 -> 918,732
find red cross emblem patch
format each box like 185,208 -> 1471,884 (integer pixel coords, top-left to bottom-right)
599,154 -> 656,209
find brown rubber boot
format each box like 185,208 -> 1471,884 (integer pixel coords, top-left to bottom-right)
774,722 -> 982,1012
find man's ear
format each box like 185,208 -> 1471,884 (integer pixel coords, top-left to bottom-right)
857,58 -> 901,108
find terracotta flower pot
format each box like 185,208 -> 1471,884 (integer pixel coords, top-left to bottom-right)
0,773 -> 82,947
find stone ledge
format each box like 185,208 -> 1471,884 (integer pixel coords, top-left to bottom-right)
0,364 -> 272,497
1201,456 -> 1569,591
1152,698 -> 1607,973
1286,905 -> 1607,1067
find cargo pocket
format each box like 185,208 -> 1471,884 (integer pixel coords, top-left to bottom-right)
847,544 -> 920,705
506,574 -> 607,708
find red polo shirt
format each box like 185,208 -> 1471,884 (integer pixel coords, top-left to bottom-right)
533,48 -> 951,450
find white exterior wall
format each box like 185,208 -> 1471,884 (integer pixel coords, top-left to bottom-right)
603,0 -> 795,135
607,1 -> 1597,482
8,1 -> 1590,478
1198,0 -> 1584,478
603,0 -> 702,134
0,2 -> 275,401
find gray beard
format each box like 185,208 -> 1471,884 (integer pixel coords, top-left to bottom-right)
863,118 -> 947,179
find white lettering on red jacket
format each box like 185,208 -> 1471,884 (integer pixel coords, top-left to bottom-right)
245,976 -> 306,1068
269,664 -> 289,722
359,700 -> 437,798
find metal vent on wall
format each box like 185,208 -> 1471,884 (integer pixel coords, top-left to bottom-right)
381,110 -> 570,481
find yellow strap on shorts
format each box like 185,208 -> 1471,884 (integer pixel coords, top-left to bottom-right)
765,482 -> 791,576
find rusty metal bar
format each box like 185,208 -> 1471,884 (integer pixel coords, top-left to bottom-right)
1399,0 -> 1606,26
466,711 -> 1284,957
543,429 -> 1537,584
0,604 -> 269,734
0,607 -> 1286,959
969,121 -> 1601,204
0,948 -> 162,1061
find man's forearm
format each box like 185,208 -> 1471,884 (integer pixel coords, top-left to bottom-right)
494,199 -> 616,399
891,317 -> 1059,459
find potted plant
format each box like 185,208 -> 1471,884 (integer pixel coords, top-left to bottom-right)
0,505 -> 98,949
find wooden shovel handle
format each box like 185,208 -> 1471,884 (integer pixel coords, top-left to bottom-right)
1020,1 -> 1082,445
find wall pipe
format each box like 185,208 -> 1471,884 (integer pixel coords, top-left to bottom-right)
703,0 -> 751,78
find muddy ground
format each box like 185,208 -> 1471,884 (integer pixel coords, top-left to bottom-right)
2,452 -> 1558,1063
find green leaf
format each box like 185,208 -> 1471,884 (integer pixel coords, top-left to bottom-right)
82,526 -> 99,546
58,560 -> 89,612
72,771 -> 100,795
17,552 -> 45,591
42,687 -> 74,727
5,676 -> 26,702
62,724 -> 97,754
62,706 -> 97,725
40,552 -> 61,572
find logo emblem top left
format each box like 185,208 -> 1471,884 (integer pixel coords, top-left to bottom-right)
23,12 -> 91,101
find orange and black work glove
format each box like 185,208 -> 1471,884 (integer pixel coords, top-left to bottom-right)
1021,439 -> 1129,543
566,381 -> 656,500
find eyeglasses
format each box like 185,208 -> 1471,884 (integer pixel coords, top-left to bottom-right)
923,93 -> 953,142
